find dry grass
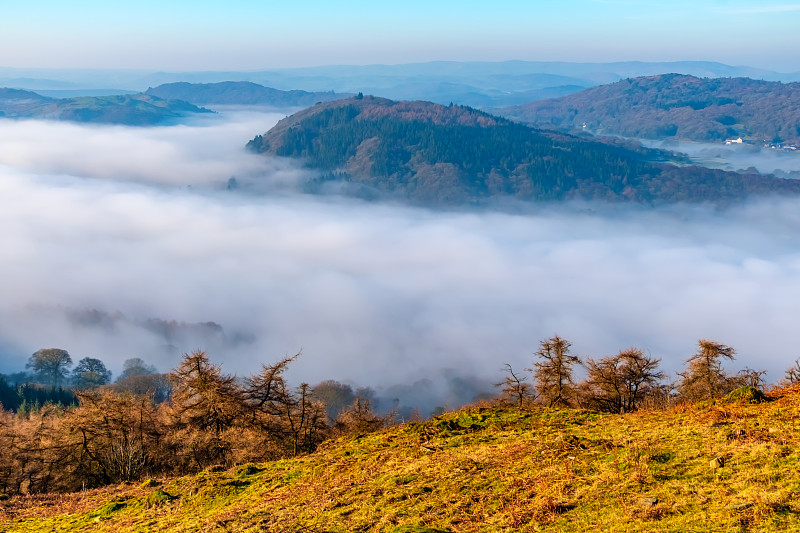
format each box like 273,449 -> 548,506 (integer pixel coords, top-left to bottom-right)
3,388 -> 800,532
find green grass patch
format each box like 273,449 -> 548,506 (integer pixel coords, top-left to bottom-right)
5,396 -> 800,532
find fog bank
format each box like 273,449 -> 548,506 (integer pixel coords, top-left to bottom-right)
649,139 -> 800,178
2,112 -> 800,404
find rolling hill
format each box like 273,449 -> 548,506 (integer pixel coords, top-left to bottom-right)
246,95 -> 800,205
145,81 -> 350,107
5,61 -> 800,110
500,74 -> 800,144
130,61 -> 800,108
3,391 -> 800,532
0,88 -> 211,125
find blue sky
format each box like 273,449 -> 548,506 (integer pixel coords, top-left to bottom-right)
1,0 -> 799,71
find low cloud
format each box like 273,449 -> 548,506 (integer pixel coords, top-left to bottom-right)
648,139 -> 800,177
1,112 -> 800,409
0,109 -> 311,189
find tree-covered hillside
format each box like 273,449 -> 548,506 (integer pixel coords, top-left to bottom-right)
500,74 -> 800,144
247,95 -> 800,205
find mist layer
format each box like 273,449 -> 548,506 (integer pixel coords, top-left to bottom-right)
1,112 -> 799,393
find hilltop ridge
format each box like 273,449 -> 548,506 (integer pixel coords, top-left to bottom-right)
247,95 -> 800,205
145,81 -> 350,107
0,88 -> 211,125
501,74 -> 800,144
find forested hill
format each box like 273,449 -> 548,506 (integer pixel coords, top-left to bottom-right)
145,81 -> 349,107
500,74 -> 800,144
0,88 -> 211,125
246,95 -> 800,205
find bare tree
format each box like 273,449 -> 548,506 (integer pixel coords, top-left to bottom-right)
529,335 -> 581,407
244,352 -> 326,456
496,364 -> 534,408
244,353 -> 298,425
735,367 -> 767,389
677,339 -> 736,401
334,396 -> 386,435
780,359 -> 800,387
169,351 -> 242,435
167,351 -> 244,468
581,348 -> 664,413
0,408 -> 16,494
283,383 -> 327,456
62,390 -> 162,486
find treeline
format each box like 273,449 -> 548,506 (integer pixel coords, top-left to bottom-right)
0,350 -> 169,412
2,338 -> 798,497
0,351 -> 384,496
497,336 -> 798,411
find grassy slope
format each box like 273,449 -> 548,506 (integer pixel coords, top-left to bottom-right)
3,389 -> 800,532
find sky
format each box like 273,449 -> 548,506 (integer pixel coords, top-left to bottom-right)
1,0 -> 799,72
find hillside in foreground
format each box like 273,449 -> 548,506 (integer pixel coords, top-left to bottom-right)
500,74 -> 800,144
3,388 -> 800,532
247,95 -> 800,206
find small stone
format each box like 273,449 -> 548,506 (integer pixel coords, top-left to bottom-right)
709,457 -> 725,469
550,499 -> 575,512
727,502 -> 754,511
640,497 -> 659,507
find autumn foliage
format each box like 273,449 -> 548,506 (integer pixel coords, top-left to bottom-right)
0,351 -> 381,495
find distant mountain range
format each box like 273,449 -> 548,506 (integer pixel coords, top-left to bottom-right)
5,61 -> 799,109
120,61 -> 800,108
145,81 -> 349,107
500,74 -> 800,144
247,95 -> 800,205
0,88 -> 211,125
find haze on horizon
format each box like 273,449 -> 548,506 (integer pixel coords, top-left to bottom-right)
1,0 -> 799,73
